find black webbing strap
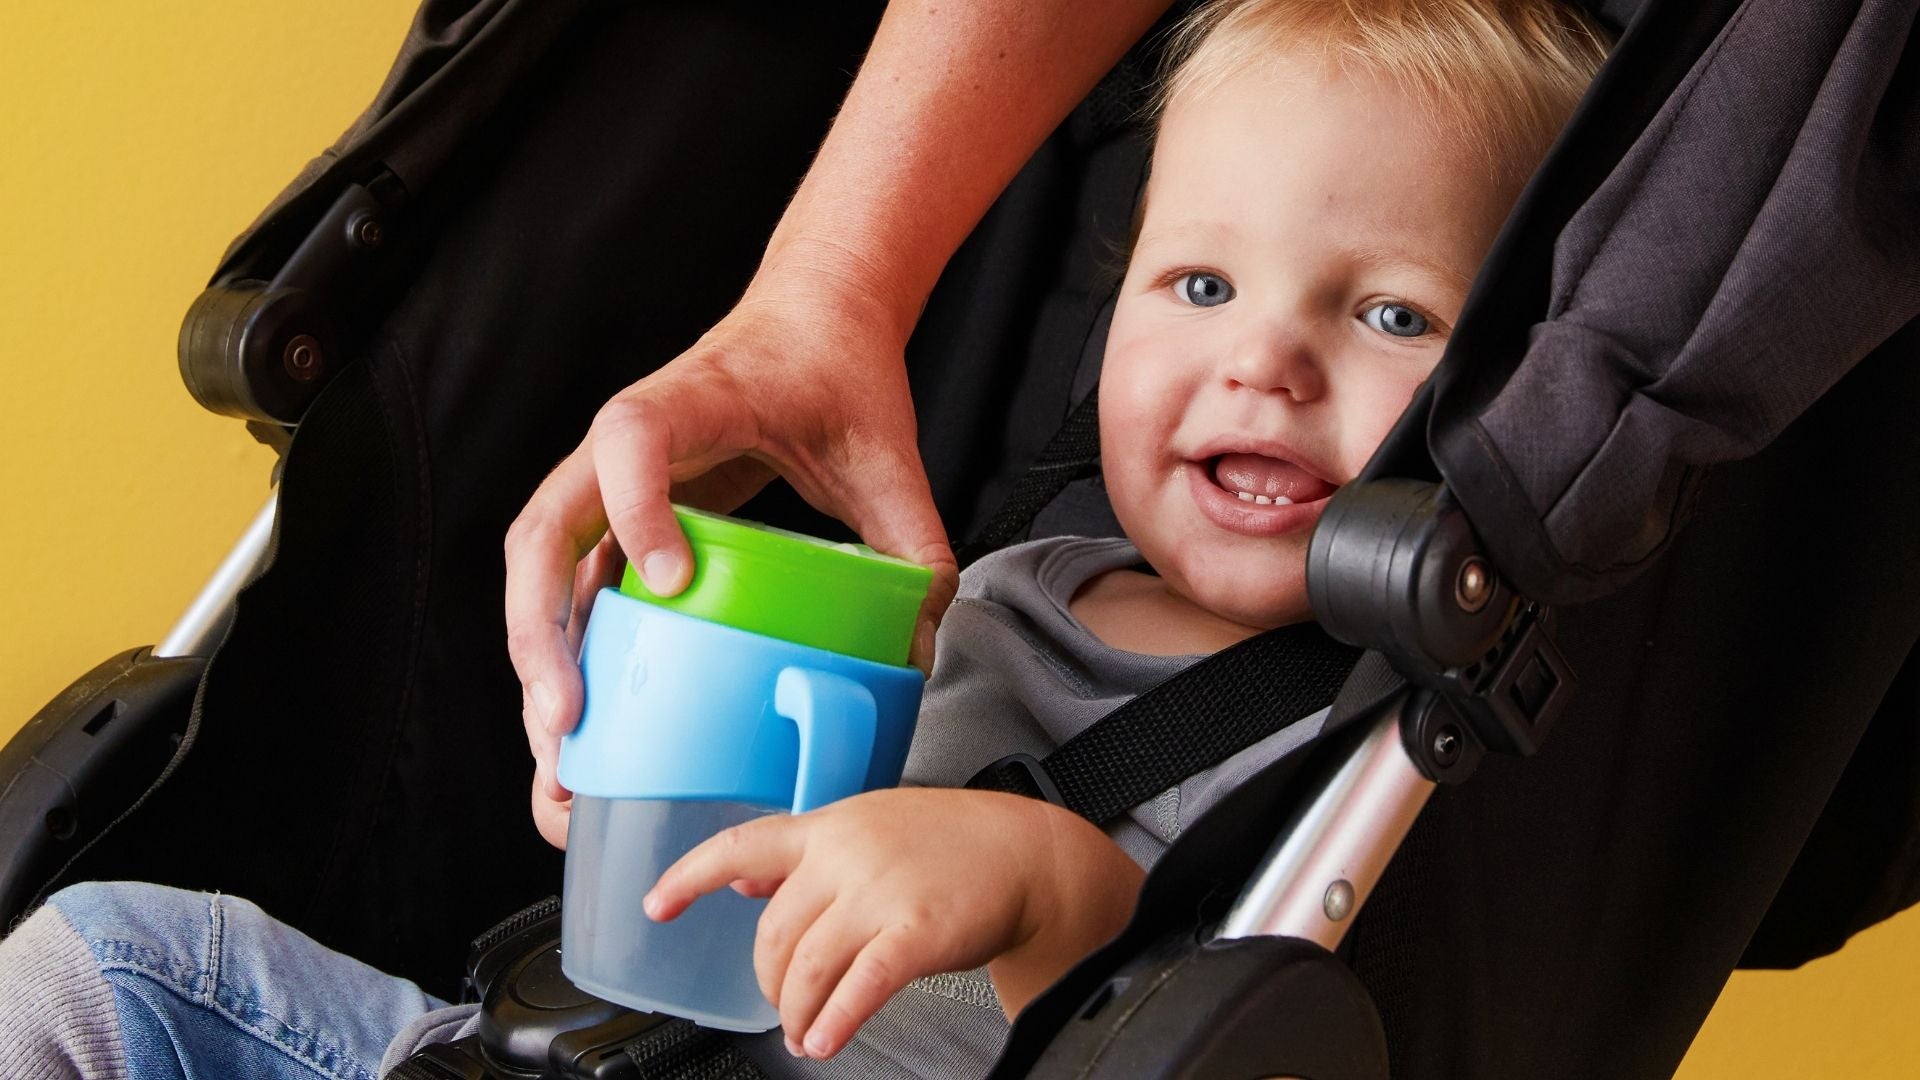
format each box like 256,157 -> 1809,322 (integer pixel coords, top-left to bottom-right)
384,1058 -> 452,1080
954,389 -> 1103,568
625,1017 -> 766,1079
969,623 -> 1362,825
1326,649 -> 1408,731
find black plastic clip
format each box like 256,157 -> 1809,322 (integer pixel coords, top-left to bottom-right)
1419,601 -> 1576,768
967,752 -> 1069,809
179,170 -> 405,426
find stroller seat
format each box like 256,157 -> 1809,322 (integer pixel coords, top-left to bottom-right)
5,0 -> 1918,1076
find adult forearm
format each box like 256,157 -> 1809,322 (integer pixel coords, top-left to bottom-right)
754,0 -> 1175,343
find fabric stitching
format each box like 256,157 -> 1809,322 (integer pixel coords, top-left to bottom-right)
908,972 -> 1002,1012
1157,786 -> 1182,838
1032,537 -> 1146,638
950,597 -> 1095,698
305,336 -> 434,921
350,333 -> 437,896
87,895 -> 371,1080
202,893 -> 221,1006
97,947 -> 372,1080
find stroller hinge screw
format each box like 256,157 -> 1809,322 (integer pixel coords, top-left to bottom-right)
1432,726 -> 1462,766
1455,557 -> 1492,613
1323,879 -> 1355,922
353,215 -> 384,249
284,335 -> 323,383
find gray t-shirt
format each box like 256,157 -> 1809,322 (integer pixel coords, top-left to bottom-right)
383,536 -> 1330,1078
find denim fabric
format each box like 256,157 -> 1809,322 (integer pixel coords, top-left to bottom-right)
46,882 -> 446,1080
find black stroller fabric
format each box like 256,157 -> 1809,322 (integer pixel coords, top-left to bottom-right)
37,0 -> 1920,1077
57,0 -> 1152,993
67,0 -> 892,987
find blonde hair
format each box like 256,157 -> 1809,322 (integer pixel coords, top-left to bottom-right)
1155,0 -> 1612,185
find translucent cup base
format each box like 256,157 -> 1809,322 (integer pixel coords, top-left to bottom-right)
562,795 -> 779,1032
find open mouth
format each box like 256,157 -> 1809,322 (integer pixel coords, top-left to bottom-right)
1205,452 -> 1337,506
1184,452 -> 1338,537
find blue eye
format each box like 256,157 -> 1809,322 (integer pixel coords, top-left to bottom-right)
1363,303 -> 1429,338
1174,272 -> 1235,307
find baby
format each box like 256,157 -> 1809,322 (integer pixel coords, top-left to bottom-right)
0,1 -> 1607,1077
642,0 -> 1609,1069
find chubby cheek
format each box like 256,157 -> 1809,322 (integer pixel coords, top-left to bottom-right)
1097,325 -> 1192,534
1334,367 -> 1433,476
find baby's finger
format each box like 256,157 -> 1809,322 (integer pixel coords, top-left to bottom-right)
777,902 -> 877,1054
752,873 -> 835,1008
645,815 -> 805,922
801,926 -> 919,1059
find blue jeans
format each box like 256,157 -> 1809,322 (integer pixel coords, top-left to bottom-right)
47,881 -> 448,1080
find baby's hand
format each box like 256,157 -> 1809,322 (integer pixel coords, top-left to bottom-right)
643,788 -> 1143,1059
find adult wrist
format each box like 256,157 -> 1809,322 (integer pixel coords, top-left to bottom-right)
748,232 -> 934,349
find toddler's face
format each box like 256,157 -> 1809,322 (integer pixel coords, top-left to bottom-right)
1102,54 -> 1520,631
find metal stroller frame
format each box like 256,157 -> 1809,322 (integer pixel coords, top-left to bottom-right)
4,0 -> 1917,1076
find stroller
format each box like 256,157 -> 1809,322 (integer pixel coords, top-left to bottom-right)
3,0 -> 1917,1076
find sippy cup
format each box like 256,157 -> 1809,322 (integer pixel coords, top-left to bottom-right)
557,506 -> 932,1032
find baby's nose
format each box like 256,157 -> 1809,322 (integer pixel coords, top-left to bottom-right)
1223,325 -> 1324,401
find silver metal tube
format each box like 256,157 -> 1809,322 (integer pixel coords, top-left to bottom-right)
154,492 -> 279,659
1216,700 -> 1435,950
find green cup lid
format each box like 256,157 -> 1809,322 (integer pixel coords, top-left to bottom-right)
619,506 -> 933,667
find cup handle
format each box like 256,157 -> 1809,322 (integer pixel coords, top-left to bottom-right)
775,667 -> 878,814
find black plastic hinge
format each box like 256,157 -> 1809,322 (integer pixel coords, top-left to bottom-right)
1401,601 -> 1576,782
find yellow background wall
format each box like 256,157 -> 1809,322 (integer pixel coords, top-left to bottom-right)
0,4 -> 1913,1075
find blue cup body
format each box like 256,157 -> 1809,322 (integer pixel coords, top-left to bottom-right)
560,589 -> 924,809
558,589 -> 924,1029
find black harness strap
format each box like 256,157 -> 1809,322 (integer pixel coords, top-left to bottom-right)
969,623 -> 1361,825
954,389 -> 1103,569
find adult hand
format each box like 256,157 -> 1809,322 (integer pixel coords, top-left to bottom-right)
501,0 -> 1175,849
504,259 -> 959,850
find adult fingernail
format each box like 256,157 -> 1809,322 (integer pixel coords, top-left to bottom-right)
531,682 -> 560,735
640,551 -> 680,595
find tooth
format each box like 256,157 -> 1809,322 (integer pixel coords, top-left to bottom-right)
1253,495 -> 1272,505
1236,491 -> 1255,502
1274,496 -> 1294,506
